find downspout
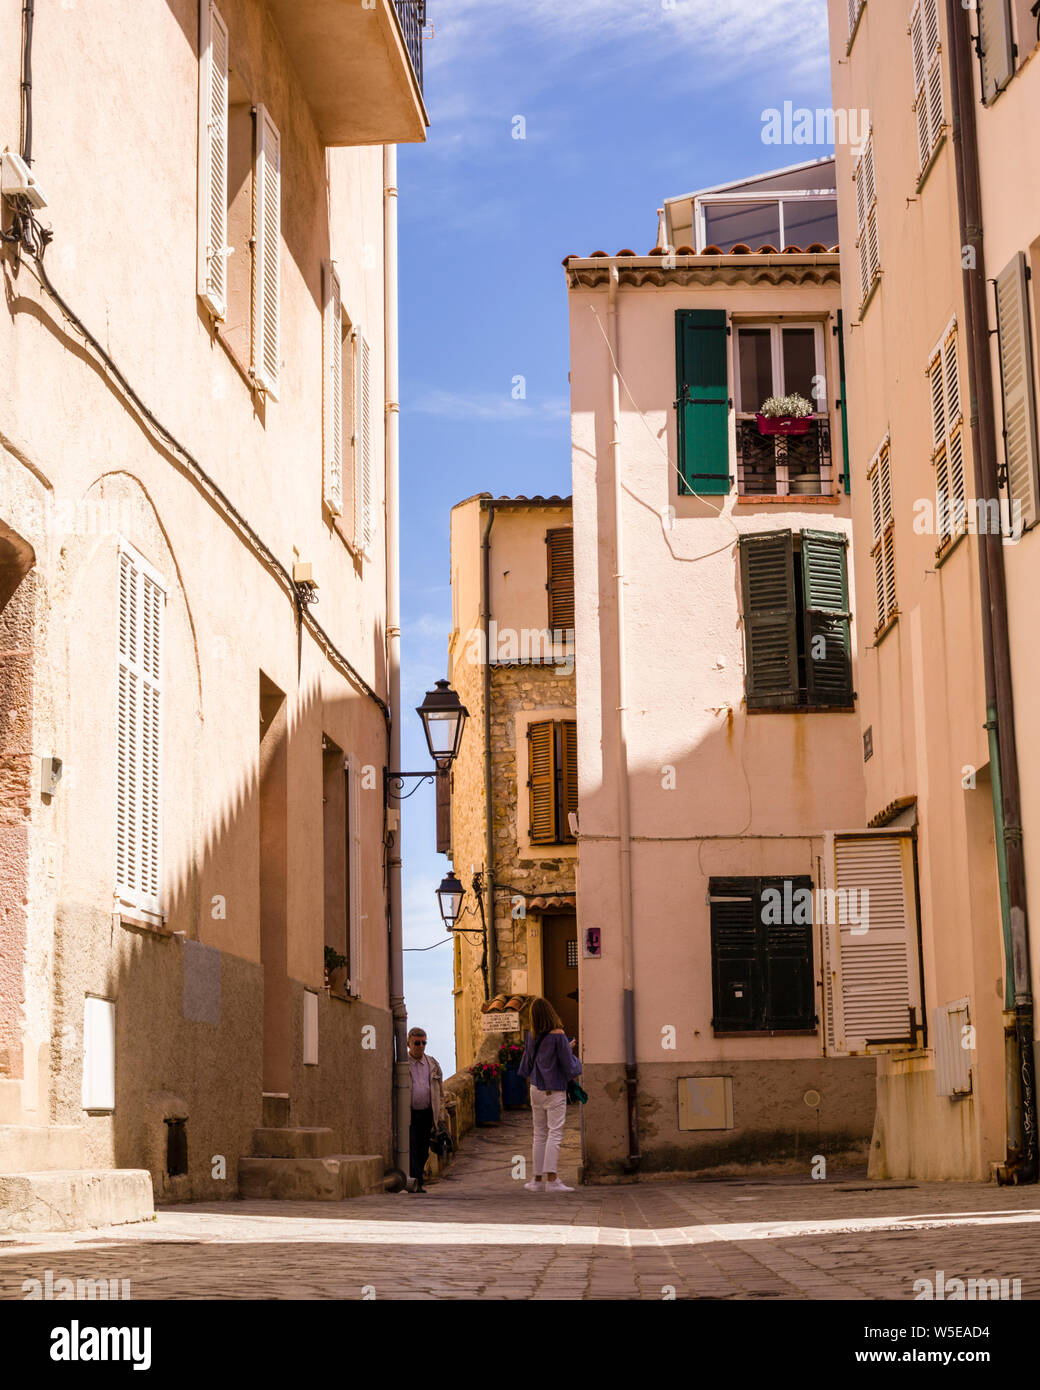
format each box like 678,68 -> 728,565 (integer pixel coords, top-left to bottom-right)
384,143 -> 410,1181
481,501 -> 497,1000
606,264 -> 639,1171
946,0 -> 1037,1182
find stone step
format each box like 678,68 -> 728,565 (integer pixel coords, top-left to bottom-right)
0,1125 -> 84,1174
262,1093 -> 291,1128
251,1127 -> 336,1159
0,1170 -> 154,1234
238,1154 -> 384,1201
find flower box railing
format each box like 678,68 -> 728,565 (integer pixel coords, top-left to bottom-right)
736,416 -> 833,496
393,0 -> 426,92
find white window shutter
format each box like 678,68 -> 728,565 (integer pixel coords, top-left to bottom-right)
910,1 -> 930,171
251,106 -> 281,400
933,997 -> 972,1096
354,333 -> 373,554
823,831 -> 920,1055
116,546 -> 164,923
347,754 -> 363,997
979,0 -> 1014,104
996,251 -> 1040,529
925,0 -> 944,149
322,261 -> 343,516
197,2 -> 229,320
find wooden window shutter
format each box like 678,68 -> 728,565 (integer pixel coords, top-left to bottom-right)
546,528 -> 574,634
354,333 -> 374,554
739,530 -> 798,709
322,261 -> 343,516
996,251 -> 1040,529
675,309 -> 731,495
346,754 -> 362,996
559,720 -> 578,843
822,831 -> 920,1055
979,0 -> 1014,103
837,310 -> 851,494
709,881 -> 760,1030
435,769 -> 452,856
197,1 -> 229,319
116,546 -> 164,922
801,530 -> 853,708
251,106 -> 281,399
527,720 -> 556,844
760,876 -> 815,1030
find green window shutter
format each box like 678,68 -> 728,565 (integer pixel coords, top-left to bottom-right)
675,309 -> 731,495
709,881 -> 760,1030
739,531 -> 798,709
528,720 -> 556,844
760,876 -> 815,1029
801,530 -> 853,708
837,310 -> 851,494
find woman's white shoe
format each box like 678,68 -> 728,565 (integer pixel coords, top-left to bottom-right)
543,1178 -> 573,1192
523,1179 -> 544,1192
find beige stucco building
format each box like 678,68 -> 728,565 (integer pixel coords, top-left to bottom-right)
0,0 -> 427,1223
446,495 -> 577,1069
828,0 -> 1040,1181
564,160 -> 891,1178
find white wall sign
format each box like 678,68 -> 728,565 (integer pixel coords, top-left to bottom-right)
481,1011 -> 520,1033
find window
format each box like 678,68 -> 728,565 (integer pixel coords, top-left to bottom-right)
910,0 -> 945,176
696,195 -> 838,254
251,106 -> 281,399
709,876 -> 815,1032
734,323 -> 831,496
116,544 -> 164,923
353,333 -> 374,555
868,440 -> 896,632
527,719 -> 577,845
996,251 -> 1040,528
546,527 -> 574,634
930,320 -> 965,552
197,2 -> 229,320
853,136 -> 880,307
738,529 -> 853,710
821,831 -> 922,1055
978,0 -> 1014,103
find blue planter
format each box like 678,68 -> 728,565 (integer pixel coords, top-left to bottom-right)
502,1067 -> 528,1109
474,1079 -> 501,1125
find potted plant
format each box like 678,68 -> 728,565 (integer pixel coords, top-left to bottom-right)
756,393 -> 814,435
324,945 -> 348,996
469,1061 -> 502,1125
498,1041 -> 528,1108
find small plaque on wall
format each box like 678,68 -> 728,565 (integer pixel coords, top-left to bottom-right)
481,1011 -> 520,1033
583,927 -> 602,959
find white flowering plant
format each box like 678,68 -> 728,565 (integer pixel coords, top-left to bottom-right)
759,393 -> 814,419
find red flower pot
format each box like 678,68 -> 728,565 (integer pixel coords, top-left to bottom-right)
756,413 -> 813,436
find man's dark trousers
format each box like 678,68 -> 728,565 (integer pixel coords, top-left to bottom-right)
409,1106 -> 434,1185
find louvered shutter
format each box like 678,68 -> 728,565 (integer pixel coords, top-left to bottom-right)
931,323 -> 966,545
251,106 -> 281,399
979,0 -> 1014,103
435,769 -> 451,855
197,2 -> 229,319
559,720 -> 578,844
801,530 -> 853,707
709,882 -> 760,1030
837,311 -> 851,493
546,528 -> 575,634
116,546 -> 164,922
761,876 -> 815,1030
911,0 -> 944,173
739,531 -> 798,709
853,139 -> 879,303
996,251 -> 1040,529
354,333 -> 373,554
322,261 -> 343,516
346,754 -> 362,996
675,309 -> 731,495
822,831 -> 920,1054
528,720 -> 556,844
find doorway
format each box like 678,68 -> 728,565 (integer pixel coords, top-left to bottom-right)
542,913 -> 579,1041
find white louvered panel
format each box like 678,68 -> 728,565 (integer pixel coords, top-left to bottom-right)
910,1 -> 930,170
866,206 -> 879,284
818,841 -> 846,1057
934,997 -> 972,1096
996,252 -> 1040,529
322,261 -> 343,516
979,0 -> 1014,103
858,231 -> 870,304
839,941 -> 912,1037
251,106 -> 281,400
935,441 -> 951,543
869,463 -> 882,543
198,2 -> 229,319
948,428 -> 965,534
116,665 -> 137,895
944,331 -> 960,426
930,355 -> 946,446
355,333 -> 373,555
854,157 -> 866,234
880,446 -> 892,522
884,529 -> 896,621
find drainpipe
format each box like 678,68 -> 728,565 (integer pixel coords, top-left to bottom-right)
946,0 -> 1037,1182
606,264 -> 639,1171
383,143 -> 410,1181
481,501 -> 497,1001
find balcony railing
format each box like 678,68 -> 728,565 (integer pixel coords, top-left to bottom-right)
394,0 -> 426,92
736,416 -> 834,497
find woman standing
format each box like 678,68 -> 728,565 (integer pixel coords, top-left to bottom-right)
517,997 -> 582,1193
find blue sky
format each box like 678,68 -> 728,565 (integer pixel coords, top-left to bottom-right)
396,0 -> 835,1074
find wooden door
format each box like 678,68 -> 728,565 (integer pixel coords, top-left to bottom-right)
542,913 -> 579,1041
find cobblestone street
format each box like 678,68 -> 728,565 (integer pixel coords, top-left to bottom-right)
2,1110 -> 1040,1301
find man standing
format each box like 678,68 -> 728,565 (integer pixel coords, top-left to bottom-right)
406,1027 -> 443,1194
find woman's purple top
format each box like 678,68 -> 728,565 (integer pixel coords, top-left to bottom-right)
518,1030 -> 582,1092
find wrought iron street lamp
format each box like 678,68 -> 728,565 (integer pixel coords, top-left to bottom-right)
385,678 -> 469,802
436,872 -> 465,930
436,870 -> 489,999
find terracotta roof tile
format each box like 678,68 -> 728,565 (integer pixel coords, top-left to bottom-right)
563,244 -> 839,264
